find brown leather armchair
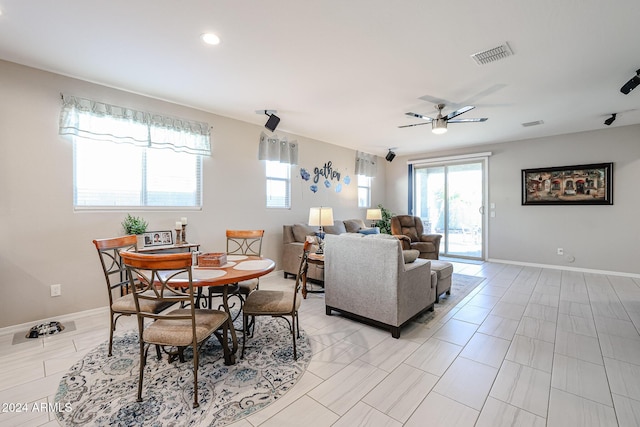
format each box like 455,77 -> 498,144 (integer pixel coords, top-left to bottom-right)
390,215 -> 442,260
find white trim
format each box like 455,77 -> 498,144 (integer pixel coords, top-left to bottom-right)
407,151 -> 493,165
0,306 -> 108,337
488,258 -> 640,279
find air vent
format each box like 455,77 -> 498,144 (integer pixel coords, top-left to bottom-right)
471,43 -> 513,65
522,120 -> 544,127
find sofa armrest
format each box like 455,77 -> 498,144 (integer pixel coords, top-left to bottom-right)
283,225 -> 296,244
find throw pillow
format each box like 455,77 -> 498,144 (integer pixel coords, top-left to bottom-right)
324,220 -> 347,235
358,227 -> 380,235
343,219 -> 367,233
292,223 -> 315,242
402,249 -> 420,263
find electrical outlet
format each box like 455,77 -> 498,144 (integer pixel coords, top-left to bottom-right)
50,284 -> 61,297
557,248 -> 564,255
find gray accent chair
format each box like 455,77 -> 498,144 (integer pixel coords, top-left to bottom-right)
323,234 -> 436,338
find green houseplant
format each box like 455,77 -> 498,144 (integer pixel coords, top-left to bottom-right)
373,204 -> 394,234
122,214 -> 148,235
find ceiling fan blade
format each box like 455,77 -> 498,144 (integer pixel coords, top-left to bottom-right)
405,112 -> 434,122
447,117 -> 488,123
444,105 -> 475,120
398,122 -> 431,128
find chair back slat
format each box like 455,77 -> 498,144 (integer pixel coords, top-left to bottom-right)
226,229 -> 264,256
293,241 -> 311,306
93,235 -> 138,302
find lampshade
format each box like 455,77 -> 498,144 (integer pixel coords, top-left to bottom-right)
366,208 -> 382,221
432,118 -> 448,134
308,207 -> 334,227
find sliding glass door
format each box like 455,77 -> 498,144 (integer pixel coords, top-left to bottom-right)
412,159 -> 485,260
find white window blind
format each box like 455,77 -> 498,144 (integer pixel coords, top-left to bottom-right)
266,161 -> 291,209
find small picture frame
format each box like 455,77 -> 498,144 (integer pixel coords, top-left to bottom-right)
143,230 -> 174,247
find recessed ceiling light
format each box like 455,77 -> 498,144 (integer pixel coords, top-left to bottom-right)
201,33 -> 221,46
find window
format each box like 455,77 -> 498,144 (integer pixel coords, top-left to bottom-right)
357,175 -> 372,208
74,139 -> 202,208
266,161 -> 290,208
60,95 -> 209,209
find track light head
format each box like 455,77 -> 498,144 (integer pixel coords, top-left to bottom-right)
620,69 -> 640,95
604,113 -> 617,126
263,110 -> 280,132
385,150 -> 396,162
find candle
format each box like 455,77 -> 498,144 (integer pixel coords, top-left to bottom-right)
181,217 -> 188,225
175,221 -> 182,229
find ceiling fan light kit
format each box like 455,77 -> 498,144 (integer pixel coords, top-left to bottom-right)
432,118 -> 448,134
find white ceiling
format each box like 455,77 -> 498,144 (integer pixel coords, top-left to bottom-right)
1,0 -> 640,156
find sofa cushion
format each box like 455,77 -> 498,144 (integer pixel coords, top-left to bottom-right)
324,220 -> 347,235
292,223 -> 316,242
402,249 -> 419,263
343,218 -> 367,233
358,227 -> 380,235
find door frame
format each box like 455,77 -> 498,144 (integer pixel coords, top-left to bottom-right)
408,152 -> 491,261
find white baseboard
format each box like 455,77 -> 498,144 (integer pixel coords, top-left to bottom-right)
488,258 -> 640,279
0,306 -> 108,337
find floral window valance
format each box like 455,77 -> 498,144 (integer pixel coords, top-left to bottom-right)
59,94 -> 211,156
258,131 -> 298,165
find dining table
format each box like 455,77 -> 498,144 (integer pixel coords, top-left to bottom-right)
159,254 -> 275,364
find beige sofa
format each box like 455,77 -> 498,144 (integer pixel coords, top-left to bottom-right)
282,218 -> 368,281
323,233 -> 436,338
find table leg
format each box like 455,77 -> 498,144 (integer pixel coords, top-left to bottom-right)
220,285 -> 238,364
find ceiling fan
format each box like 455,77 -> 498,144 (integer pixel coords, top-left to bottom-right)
399,104 -> 488,134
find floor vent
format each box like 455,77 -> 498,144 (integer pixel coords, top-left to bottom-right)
471,43 -> 513,65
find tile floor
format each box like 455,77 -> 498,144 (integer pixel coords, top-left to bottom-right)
2,260 -> 640,426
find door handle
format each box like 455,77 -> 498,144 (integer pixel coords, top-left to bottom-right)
479,206 -> 484,214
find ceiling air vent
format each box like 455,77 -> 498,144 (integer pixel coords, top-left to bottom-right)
522,120 -> 544,127
471,43 -> 513,65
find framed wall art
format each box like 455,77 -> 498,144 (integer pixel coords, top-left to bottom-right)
522,162 -> 613,205
143,230 -> 174,247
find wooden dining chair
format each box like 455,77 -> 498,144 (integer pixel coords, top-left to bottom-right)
120,251 -> 233,409
241,240 -> 310,361
93,235 -> 176,357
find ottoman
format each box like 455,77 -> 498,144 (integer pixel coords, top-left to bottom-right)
430,260 -> 454,303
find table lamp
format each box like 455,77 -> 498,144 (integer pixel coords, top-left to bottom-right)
308,206 -> 334,254
366,208 -> 382,227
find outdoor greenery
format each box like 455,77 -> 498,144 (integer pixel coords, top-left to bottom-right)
121,214 -> 148,235
374,204 -> 394,234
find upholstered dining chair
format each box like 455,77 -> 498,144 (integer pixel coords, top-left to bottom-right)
390,215 -> 442,260
241,240 -> 310,361
120,251 -> 233,409
93,235 -> 176,357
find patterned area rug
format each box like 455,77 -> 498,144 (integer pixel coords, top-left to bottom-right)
54,317 -> 311,427
414,273 -> 486,327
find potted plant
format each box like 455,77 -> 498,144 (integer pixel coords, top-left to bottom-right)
374,204 -> 394,234
122,214 -> 148,249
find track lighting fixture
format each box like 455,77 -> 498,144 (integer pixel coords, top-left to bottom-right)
604,114 -> 616,126
385,149 -> 396,162
621,69 -> 640,95
262,110 -> 280,132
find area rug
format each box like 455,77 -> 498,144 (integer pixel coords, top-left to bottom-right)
54,317 -> 311,427
414,273 -> 486,327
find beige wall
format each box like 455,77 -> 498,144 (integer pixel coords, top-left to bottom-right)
0,60 -> 386,328
385,125 -> 640,276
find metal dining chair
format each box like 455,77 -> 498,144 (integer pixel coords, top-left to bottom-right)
241,240 -> 310,360
121,251 -> 233,409
204,230 -> 265,318
93,235 -> 176,357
